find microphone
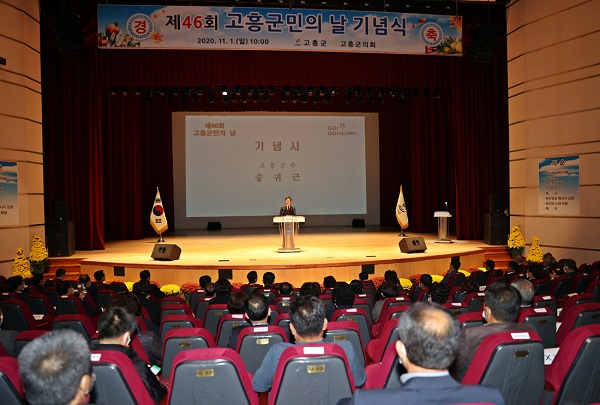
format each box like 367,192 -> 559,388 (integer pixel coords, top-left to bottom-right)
445,201 -> 448,211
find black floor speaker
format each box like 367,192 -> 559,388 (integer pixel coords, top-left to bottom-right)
484,213 -> 508,245
399,237 -> 427,253
151,244 -> 182,261
47,221 -> 75,257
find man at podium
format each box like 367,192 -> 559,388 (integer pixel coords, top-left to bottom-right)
279,196 -> 296,216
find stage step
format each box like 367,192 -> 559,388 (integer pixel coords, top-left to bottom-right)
45,257 -> 82,279
480,245 -> 512,270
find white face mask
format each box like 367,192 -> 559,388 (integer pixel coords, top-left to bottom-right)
0,314 -> 3,326
482,309 -> 486,320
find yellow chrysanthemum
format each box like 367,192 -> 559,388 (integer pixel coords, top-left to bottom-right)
29,235 -> 49,263
431,275 -> 443,283
399,278 -> 413,290
507,226 -> 525,249
160,283 -> 181,296
527,236 -> 544,263
13,248 -> 30,277
124,281 -> 134,292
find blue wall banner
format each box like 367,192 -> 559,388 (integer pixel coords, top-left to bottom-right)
98,5 -> 463,55
0,161 -> 19,226
538,156 -> 580,216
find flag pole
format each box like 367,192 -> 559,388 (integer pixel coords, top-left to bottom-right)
157,232 -> 164,243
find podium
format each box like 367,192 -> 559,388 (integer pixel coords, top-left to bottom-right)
273,216 -> 305,252
434,211 -> 452,243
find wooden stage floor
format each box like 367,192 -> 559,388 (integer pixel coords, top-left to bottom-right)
68,227 -> 494,287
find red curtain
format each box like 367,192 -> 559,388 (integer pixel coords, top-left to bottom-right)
42,1 -> 508,249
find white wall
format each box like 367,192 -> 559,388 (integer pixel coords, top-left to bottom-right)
507,0 -> 600,264
0,0 -> 44,277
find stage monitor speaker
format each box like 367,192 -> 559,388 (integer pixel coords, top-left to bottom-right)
352,219 -> 365,228
151,244 -> 181,261
47,221 -> 75,257
207,222 -> 222,231
399,237 -> 427,253
489,195 -> 503,213
484,213 -> 508,245
54,201 -> 69,222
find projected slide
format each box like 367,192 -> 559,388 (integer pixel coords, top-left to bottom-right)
184,115 -> 366,217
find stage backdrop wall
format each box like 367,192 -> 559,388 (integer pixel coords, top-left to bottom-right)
41,1 -> 509,250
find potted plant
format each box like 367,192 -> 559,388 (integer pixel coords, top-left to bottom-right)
13,248 -> 30,277
507,226 -> 525,259
527,236 -> 543,264
29,235 -> 49,275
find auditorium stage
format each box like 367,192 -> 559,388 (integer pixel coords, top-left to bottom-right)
59,227 -> 499,287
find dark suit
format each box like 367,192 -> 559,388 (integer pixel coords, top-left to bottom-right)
340,374 -> 505,405
454,321 -> 537,381
279,205 -> 296,216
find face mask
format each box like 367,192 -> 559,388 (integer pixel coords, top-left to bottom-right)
482,309 -> 486,320
0,314 -> 3,326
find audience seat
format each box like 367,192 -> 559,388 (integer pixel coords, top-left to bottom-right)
517,307 -> 557,348
550,276 -> 572,299
556,302 -> 600,346
364,343 -> 406,389
193,297 -> 212,321
160,314 -> 203,341
443,302 -> 471,316
533,295 -> 558,315
159,296 -> 186,307
25,293 -> 56,317
0,292 -> 18,302
463,291 -> 486,312
457,311 -> 485,329
0,299 -> 53,332
257,288 -> 279,304
106,281 -> 128,294
273,296 -> 295,314
96,289 -> 118,309
43,286 -> 59,306
470,270 -> 488,288
274,313 -> 293,342
203,304 -> 229,337
215,313 -> 249,347
461,330 -> 544,405
586,280 -> 600,298
0,356 -> 26,405
331,307 -> 371,347
372,305 -> 409,335
542,324 -> 600,405
318,295 -> 335,314
89,333 -> 151,365
268,344 -> 356,405
90,349 -> 155,405
160,303 -> 193,319
324,321 -> 366,368
268,305 -> 282,326
381,296 -> 411,313
188,290 -> 205,313
236,325 -> 288,374
240,283 -> 262,296
570,274 -> 592,294
161,328 -> 216,380
557,293 -> 596,322
366,318 -> 399,363
167,348 -> 258,405
533,279 -> 552,296
13,330 -> 48,358
355,293 -> 374,309
52,314 -> 97,341
55,295 -> 89,317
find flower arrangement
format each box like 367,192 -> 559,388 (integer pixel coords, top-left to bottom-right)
370,276 -> 384,290
232,282 -> 243,290
29,235 -> 49,274
399,278 -> 413,290
507,226 -> 525,249
149,280 -> 161,288
458,269 -> 471,276
180,282 -> 200,294
160,284 -> 181,296
13,248 -> 30,278
409,274 -> 421,284
124,281 -> 134,292
527,236 -> 543,264
431,275 -> 443,283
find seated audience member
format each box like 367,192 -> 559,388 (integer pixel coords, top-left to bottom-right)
111,293 -> 162,366
6,276 -> 29,297
199,275 -> 212,290
139,270 -> 165,300
454,275 -> 479,303
263,272 -> 276,289
31,273 -> 46,293
528,253 -> 556,279
133,280 -> 161,330
78,274 -> 97,303
454,282 -> 537,381
328,282 -> 356,320
376,270 -> 400,299
19,329 -> 94,405
244,271 -> 262,295
299,282 -> 321,298
323,275 -> 337,289
350,280 -> 363,295
57,281 -> 101,316
419,274 -> 433,294
228,292 -> 249,314
77,274 -> 101,316
485,259 -> 496,273
0,306 -> 18,357
339,303 -> 505,405
372,281 -> 399,323
204,282 -> 216,298
252,296 -> 366,392
441,259 -> 461,287
278,281 -> 293,297
511,278 -> 534,307
228,294 -> 270,350
209,278 -> 232,305
358,272 -> 369,282
549,258 -> 578,280
428,282 -> 449,304
94,270 -> 107,289
55,268 -> 67,282
92,306 -> 167,404
504,260 -> 521,283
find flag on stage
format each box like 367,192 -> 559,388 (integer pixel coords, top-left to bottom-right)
150,188 -> 168,234
396,186 -> 409,229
